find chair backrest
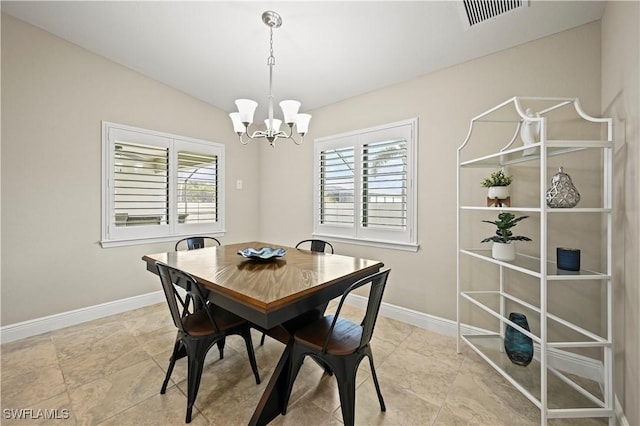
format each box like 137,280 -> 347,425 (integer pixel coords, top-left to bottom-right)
296,239 -> 334,254
175,236 -> 221,251
323,269 -> 390,352
156,262 -> 218,334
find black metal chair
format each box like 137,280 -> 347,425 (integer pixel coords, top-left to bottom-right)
174,236 -> 221,251
259,238 -> 335,346
281,269 -> 390,426
295,238 -> 334,254
156,262 -> 260,423
175,236 -> 235,356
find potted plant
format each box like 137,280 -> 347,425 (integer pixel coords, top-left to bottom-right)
481,212 -> 531,261
481,170 -> 513,200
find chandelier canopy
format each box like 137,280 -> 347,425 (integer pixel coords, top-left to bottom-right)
229,11 -> 311,147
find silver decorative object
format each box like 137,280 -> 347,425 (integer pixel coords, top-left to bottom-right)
546,167 -> 580,208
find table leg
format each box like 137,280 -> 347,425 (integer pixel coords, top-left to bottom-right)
249,306 -> 328,425
249,340 -> 293,426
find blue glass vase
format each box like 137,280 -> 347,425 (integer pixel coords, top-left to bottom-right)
504,312 -> 533,366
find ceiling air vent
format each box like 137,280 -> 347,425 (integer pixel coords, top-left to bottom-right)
461,0 -> 527,27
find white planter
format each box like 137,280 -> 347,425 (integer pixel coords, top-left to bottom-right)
487,186 -> 509,199
492,242 -> 516,261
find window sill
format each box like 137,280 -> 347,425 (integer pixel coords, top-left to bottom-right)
100,232 -> 226,248
312,233 -> 419,252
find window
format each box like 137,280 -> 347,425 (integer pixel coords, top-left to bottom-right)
314,118 -> 418,251
101,122 -> 224,247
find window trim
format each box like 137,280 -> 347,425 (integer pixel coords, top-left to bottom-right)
313,118 -> 418,252
101,121 -> 225,248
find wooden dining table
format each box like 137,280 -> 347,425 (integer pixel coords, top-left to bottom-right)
142,241 -> 384,425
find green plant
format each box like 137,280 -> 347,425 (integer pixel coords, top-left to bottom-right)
481,212 -> 532,244
481,170 -> 513,187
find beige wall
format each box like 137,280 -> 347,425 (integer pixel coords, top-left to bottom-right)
1,14 -> 261,324
259,22 -> 603,321
601,2 -> 640,425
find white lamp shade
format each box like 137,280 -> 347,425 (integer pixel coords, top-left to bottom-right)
296,113 -> 312,134
229,113 -> 246,133
279,100 -> 301,124
235,99 -> 258,123
265,118 -> 282,133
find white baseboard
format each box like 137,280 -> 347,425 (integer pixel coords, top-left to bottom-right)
345,293 -> 475,336
0,291 -> 165,343
0,290 -> 629,426
615,394 -> 630,426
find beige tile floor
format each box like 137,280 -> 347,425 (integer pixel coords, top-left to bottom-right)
1,302 -> 608,426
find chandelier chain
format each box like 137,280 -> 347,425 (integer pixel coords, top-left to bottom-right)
267,26 -> 275,133
268,27 -> 275,66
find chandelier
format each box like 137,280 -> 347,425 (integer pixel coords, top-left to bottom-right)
229,11 -> 311,147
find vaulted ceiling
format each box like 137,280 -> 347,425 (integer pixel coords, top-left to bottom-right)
2,1 -> 606,120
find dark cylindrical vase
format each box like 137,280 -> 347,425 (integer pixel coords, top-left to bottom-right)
504,313 -> 534,366
557,247 -> 581,271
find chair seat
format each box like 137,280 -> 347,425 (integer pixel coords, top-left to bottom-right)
183,305 -> 247,336
294,315 -> 362,355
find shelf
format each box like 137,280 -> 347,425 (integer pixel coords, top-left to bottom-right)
461,334 -> 612,419
459,249 -> 609,280
459,206 -> 611,213
460,140 -> 611,168
545,208 -> 612,214
460,206 -> 542,213
460,290 -> 611,346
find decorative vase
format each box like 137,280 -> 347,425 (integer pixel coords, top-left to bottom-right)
492,242 -> 515,261
557,247 -> 581,271
546,167 -> 580,208
487,186 -> 509,200
504,312 -> 534,366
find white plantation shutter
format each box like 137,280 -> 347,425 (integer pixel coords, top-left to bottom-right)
177,151 -> 218,224
102,122 -> 225,247
314,119 -> 418,251
362,139 -> 407,229
113,141 -> 169,227
319,146 -> 355,226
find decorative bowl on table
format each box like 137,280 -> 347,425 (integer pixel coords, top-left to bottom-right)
237,247 -> 286,261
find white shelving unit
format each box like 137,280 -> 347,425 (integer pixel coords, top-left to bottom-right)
456,97 -> 614,425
